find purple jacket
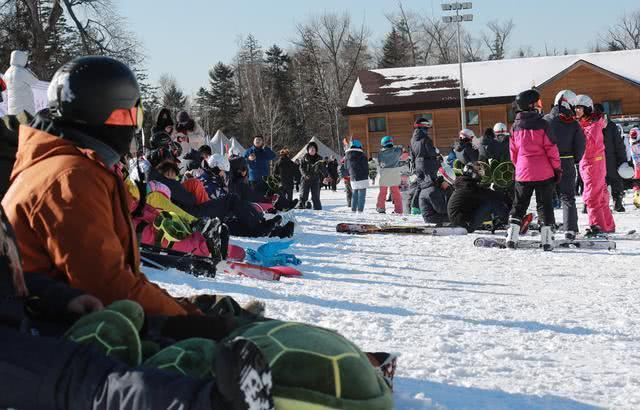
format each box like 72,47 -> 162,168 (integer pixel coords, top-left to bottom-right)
510,111 -> 561,182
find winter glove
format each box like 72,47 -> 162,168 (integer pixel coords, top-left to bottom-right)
553,168 -> 563,185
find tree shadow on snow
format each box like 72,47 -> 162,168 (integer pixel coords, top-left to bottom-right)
394,377 -> 601,410
436,315 -> 599,336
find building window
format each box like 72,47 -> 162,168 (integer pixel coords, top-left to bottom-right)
466,110 -> 479,126
368,117 -> 387,132
507,105 -> 516,123
602,100 -> 622,116
414,113 -> 433,127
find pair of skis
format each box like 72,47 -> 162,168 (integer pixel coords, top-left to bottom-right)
140,245 -> 302,281
473,237 -> 616,251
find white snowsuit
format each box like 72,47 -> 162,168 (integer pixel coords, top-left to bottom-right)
3,51 -> 38,115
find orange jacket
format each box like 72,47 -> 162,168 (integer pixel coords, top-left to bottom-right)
2,125 -> 198,316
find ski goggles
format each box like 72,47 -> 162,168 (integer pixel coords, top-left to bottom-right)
104,99 -> 144,132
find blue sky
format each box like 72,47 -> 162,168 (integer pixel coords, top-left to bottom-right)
115,0 -> 639,94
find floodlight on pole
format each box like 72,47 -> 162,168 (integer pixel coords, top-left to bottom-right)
441,2 -> 473,129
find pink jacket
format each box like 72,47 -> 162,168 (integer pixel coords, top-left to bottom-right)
579,114 -> 606,161
510,111 -> 561,182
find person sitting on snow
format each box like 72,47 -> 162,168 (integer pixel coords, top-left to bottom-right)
447,162 -> 510,232
199,153 -> 231,200
418,164 -> 456,224
446,128 -> 479,169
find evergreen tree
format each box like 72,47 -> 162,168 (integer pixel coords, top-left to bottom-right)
161,81 -> 187,115
379,28 -> 410,68
208,62 -> 240,133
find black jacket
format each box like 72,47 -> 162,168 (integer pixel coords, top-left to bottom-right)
345,149 -> 369,181
410,126 -> 439,179
543,106 -> 585,162
300,153 -> 328,182
478,136 -> 510,163
274,156 -> 300,187
603,119 -> 627,178
327,159 -> 339,179
447,175 -> 506,231
450,140 -> 479,165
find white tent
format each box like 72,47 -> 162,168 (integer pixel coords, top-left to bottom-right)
293,136 -> 340,162
229,137 -> 246,155
209,129 -> 231,155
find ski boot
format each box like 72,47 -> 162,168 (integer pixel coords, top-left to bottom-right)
585,225 -> 603,238
614,193 -> 626,212
564,231 -> 576,240
194,217 -> 229,260
214,337 -> 275,410
540,225 -> 554,251
505,221 -> 520,249
269,221 -> 295,238
376,208 -> 386,214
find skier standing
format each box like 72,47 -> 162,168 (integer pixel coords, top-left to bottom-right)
376,136 -> 403,214
410,117 -> 440,180
543,90 -> 585,239
506,89 -> 562,250
575,94 -> 616,233
298,141 -> 327,210
243,135 -> 276,197
346,140 -> 370,213
595,103 -> 628,212
273,148 -> 299,207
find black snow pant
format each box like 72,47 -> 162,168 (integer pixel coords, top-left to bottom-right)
511,179 -> 556,227
187,194 -> 268,237
279,182 -> 294,205
0,326 -> 216,410
575,164 -> 584,196
558,158 -> 579,232
471,199 -> 509,230
250,179 -> 268,198
300,178 -> 322,210
606,175 -> 624,199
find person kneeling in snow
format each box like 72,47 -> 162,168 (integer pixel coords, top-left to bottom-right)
447,162 -> 510,233
418,164 -> 455,224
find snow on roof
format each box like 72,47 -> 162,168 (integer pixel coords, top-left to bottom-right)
346,49 -> 640,111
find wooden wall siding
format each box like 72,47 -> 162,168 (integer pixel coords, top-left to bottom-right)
387,111 -> 414,148
434,109 -> 461,150
479,105 -> 507,132
539,64 -> 640,116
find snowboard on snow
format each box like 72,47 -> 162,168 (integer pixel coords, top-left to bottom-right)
336,223 -> 468,236
140,245 -> 302,281
473,237 -> 616,250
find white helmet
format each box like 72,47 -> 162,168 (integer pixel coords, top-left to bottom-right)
554,90 -> 577,111
493,122 -> 509,136
618,162 -> 634,179
207,153 -> 230,172
459,128 -> 476,140
575,94 -> 593,110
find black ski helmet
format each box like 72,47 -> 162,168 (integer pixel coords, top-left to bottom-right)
47,56 -> 142,155
515,89 -> 541,112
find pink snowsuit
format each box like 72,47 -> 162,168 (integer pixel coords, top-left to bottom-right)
579,115 -> 615,232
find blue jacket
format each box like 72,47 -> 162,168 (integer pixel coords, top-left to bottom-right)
243,146 -> 276,182
197,170 -> 227,200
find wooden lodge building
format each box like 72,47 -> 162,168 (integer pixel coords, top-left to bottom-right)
342,49 -> 640,155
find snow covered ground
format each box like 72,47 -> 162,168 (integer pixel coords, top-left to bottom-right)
145,185 -> 640,409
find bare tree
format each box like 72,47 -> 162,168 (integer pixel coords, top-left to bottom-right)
463,31 -> 483,62
294,12 -> 370,151
483,19 -> 514,60
600,10 -> 640,50
386,1 -> 421,66
6,0 -> 141,78
422,17 -> 456,64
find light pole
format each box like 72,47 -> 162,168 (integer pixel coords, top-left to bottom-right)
442,2 -> 473,129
